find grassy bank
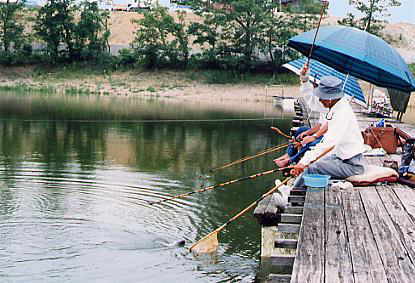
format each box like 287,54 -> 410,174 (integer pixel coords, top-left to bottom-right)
0,64 -> 299,97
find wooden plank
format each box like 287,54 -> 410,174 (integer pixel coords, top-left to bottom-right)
360,186 -> 415,282
268,255 -> 295,266
342,187 -> 388,282
377,184 -> 415,264
288,195 -> 305,203
290,188 -> 307,195
268,274 -> 291,282
392,185 -> 415,223
275,239 -> 298,249
278,213 -> 302,224
291,188 -> 325,283
284,206 -> 303,215
324,186 -> 354,283
277,223 -> 300,233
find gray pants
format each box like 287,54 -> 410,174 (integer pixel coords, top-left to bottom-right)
293,154 -> 364,188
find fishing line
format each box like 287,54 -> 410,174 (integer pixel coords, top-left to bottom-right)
0,118 -> 283,124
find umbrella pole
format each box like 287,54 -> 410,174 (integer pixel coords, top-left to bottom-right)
307,1 -> 329,65
343,73 -> 352,102
368,84 -> 375,112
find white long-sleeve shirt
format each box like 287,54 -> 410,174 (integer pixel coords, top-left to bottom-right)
300,81 -> 327,130
299,97 -> 365,165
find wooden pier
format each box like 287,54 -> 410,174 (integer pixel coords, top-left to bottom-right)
254,99 -> 415,282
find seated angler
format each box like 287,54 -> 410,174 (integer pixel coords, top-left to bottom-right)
289,75 -> 365,188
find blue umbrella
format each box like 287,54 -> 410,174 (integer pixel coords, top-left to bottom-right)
283,57 -> 366,106
288,26 -> 415,93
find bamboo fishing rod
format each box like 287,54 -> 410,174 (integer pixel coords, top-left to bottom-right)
210,127 -> 292,172
189,145 -> 335,254
209,143 -> 288,172
306,0 -> 329,66
149,167 -> 288,206
270,126 -> 291,139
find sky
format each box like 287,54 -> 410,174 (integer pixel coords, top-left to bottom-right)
328,0 -> 415,24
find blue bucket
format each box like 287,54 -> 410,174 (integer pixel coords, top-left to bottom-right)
303,174 -> 330,188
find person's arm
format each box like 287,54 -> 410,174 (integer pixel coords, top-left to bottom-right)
314,121 -> 328,137
301,121 -> 328,145
297,123 -> 321,140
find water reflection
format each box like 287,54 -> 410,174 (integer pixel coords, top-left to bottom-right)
0,93 -> 291,282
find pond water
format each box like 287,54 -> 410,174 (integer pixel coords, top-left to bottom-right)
0,92 -> 291,282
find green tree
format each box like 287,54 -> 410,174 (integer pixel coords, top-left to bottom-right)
192,0 -> 280,71
260,13 -> 313,67
34,0 -> 76,61
75,1 -> 110,60
0,0 -> 26,54
189,0 -> 317,71
35,0 -> 111,63
338,0 -> 401,36
131,7 -> 189,69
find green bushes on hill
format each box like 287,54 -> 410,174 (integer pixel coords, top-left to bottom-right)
0,0 -> 320,75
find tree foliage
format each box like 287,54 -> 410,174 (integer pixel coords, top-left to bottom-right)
35,0 -> 76,61
35,0 -> 110,63
0,0 -> 26,54
338,0 -> 401,37
259,13 -> 311,67
188,0 -> 317,71
132,7 -> 189,69
76,1 -> 111,59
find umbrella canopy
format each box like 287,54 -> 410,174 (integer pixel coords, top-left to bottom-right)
283,57 -> 366,106
288,26 -> 415,93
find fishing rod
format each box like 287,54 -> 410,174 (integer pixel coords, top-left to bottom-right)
307,0 -> 330,65
210,127 -> 292,172
148,167 -> 288,206
270,126 -> 291,139
189,176 -> 294,254
189,145 -> 335,254
209,143 -> 288,172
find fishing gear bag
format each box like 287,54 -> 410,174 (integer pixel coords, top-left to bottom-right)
362,125 -> 410,154
362,126 -> 399,153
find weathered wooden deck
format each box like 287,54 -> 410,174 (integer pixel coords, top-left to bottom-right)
255,99 -> 415,283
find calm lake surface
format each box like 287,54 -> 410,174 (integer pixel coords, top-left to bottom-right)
0,92 -> 291,282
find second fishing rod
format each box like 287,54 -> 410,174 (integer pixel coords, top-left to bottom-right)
149,165 -> 294,206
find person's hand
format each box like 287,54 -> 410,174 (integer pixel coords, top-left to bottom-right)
289,164 -> 306,177
297,131 -> 308,140
294,141 -> 302,150
300,63 -> 310,81
300,63 -> 309,76
301,135 -> 316,146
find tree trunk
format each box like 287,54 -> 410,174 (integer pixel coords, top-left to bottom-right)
365,0 -> 375,32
